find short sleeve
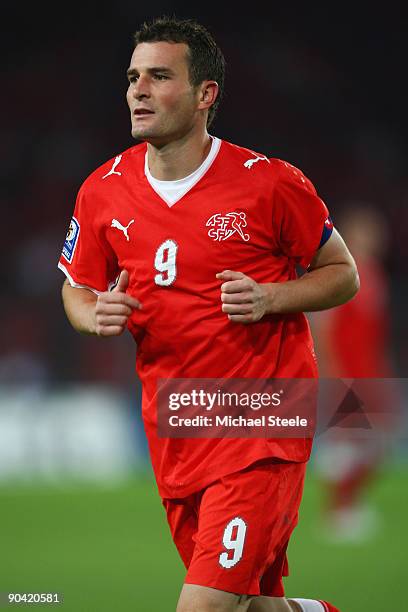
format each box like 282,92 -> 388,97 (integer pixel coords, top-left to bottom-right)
58,186 -> 119,293
273,161 -> 332,269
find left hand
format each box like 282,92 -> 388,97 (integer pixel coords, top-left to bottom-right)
216,270 -> 268,324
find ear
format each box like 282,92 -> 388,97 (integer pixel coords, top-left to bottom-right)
197,81 -> 219,111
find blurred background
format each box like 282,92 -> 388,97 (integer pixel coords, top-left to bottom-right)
1,2 -> 407,611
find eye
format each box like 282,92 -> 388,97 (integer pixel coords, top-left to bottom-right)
128,75 -> 139,83
154,74 -> 169,81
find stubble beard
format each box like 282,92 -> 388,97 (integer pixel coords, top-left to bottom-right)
131,109 -> 196,146
131,123 -> 154,141
131,114 -> 166,143
131,117 -> 182,147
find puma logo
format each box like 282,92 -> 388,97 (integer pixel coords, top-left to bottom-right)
102,155 -> 123,179
111,218 -> 134,241
244,155 -> 270,169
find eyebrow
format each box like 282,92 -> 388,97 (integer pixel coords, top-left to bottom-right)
126,66 -> 175,77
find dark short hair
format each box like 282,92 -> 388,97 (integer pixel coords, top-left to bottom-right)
134,16 -> 225,127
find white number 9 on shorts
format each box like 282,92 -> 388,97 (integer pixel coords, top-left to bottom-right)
219,516 -> 247,569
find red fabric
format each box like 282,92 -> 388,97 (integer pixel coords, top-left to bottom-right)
163,459 -> 306,596
329,461 -> 378,510
319,601 -> 341,612
326,257 -> 392,377
59,140 -> 329,498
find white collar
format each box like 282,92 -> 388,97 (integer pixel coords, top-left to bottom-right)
144,136 -> 221,207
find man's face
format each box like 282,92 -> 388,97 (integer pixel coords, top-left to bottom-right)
126,42 -> 200,145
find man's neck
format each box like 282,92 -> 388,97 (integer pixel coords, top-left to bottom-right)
146,130 -> 212,181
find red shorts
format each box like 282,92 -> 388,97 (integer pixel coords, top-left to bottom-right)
162,459 -> 306,597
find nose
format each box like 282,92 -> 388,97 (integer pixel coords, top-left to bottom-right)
132,74 -> 150,100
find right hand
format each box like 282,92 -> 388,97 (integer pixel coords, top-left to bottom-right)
94,270 -> 142,336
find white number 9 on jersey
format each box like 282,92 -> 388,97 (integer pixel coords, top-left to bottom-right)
154,239 -> 178,287
219,517 -> 247,569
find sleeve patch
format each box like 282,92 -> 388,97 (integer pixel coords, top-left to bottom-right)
319,216 -> 334,248
62,217 -> 80,263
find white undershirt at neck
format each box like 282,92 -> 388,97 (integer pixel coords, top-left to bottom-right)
144,136 -> 221,207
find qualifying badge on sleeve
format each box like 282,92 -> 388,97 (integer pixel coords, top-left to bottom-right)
62,217 -> 80,263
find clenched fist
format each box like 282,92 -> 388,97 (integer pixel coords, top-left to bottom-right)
94,270 -> 142,336
216,269 -> 270,324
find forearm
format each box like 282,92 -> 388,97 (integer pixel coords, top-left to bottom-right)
264,262 -> 360,314
62,280 -> 97,335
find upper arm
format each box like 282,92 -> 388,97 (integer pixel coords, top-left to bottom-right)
62,278 -> 98,305
309,227 -> 357,270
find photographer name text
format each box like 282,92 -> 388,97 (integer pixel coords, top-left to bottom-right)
168,415 -> 308,428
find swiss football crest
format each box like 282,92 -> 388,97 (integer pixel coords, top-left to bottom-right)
206,212 -> 250,242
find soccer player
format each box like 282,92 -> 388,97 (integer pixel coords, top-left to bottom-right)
58,17 -> 359,612
311,205 -> 395,542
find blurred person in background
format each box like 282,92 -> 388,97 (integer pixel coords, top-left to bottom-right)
58,16 -> 359,612
310,204 -> 396,542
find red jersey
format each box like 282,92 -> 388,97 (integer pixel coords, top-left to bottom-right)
324,257 -> 392,377
59,139 -> 331,498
